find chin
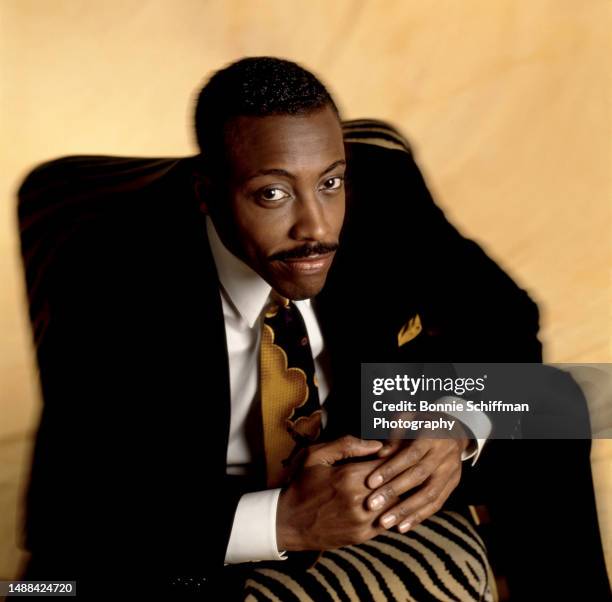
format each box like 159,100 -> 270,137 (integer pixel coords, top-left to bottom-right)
275,275 -> 327,301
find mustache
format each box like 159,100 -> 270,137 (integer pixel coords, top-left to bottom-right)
269,242 -> 339,262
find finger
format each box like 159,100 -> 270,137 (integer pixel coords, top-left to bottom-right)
305,435 -> 383,467
396,473 -> 461,533
378,462 -> 461,530
369,438 -> 464,507
367,451 -> 445,511
376,439 -> 403,458
367,450 -> 444,512
367,439 -> 429,489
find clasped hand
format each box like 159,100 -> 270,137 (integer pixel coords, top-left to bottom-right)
276,425 -> 468,552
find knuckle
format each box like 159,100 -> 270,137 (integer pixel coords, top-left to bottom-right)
406,450 -> 420,465
446,459 -> 459,474
382,484 -> 396,502
349,491 -> 364,506
397,504 -> 410,518
412,464 -> 428,482
382,464 -> 396,480
341,435 -> 355,454
425,487 -> 439,503
407,444 -> 420,458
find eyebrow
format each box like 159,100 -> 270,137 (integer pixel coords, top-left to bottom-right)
244,159 -> 346,182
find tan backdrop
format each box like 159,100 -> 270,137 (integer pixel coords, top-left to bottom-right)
1,0 -> 610,581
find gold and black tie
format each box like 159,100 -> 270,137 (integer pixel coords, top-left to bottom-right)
260,293 -> 322,488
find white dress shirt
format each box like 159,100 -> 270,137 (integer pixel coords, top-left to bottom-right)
205,218 -> 490,565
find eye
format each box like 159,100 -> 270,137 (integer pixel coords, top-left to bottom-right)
320,176 -> 344,192
258,187 -> 291,202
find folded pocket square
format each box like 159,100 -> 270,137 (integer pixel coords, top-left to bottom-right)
397,314 -> 423,347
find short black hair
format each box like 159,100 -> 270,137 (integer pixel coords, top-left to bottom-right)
194,56 -> 340,166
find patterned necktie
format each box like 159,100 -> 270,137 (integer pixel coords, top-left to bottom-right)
260,292 -> 322,487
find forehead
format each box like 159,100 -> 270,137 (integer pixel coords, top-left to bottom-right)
223,107 -> 345,180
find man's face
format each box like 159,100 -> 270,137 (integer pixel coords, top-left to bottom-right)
206,105 -> 346,300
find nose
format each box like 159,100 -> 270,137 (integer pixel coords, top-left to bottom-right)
289,191 -> 330,242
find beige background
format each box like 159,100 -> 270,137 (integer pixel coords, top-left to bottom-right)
1,0 -> 610,583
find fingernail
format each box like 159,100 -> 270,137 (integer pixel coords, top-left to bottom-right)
370,495 -> 385,510
370,475 -> 383,488
398,519 -> 412,533
381,514 -> 396,528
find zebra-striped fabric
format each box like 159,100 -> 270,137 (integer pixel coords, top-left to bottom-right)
342,118 -> 413,154
243,511 -> 497,602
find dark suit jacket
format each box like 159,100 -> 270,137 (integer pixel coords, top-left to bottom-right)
16,120 -> 542,593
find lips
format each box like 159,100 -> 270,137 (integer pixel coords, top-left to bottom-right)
279,251 -> 335,274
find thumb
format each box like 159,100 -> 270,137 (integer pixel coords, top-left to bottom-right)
304,435 -> 383,467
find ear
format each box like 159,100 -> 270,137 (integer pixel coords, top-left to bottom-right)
192,169 -> 212,215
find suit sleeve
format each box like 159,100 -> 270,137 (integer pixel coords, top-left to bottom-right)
344,133 -> 543,364
18,157 -> 243,592
341,131 -> 543,442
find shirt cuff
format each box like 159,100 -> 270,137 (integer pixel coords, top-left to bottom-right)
224,489 -> 287,564
436,396 -> 492,466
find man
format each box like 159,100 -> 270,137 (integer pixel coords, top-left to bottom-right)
192,58 -> 487,561
17,57 -> 608,599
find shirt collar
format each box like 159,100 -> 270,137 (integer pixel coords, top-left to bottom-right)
206,216 -> 272,328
